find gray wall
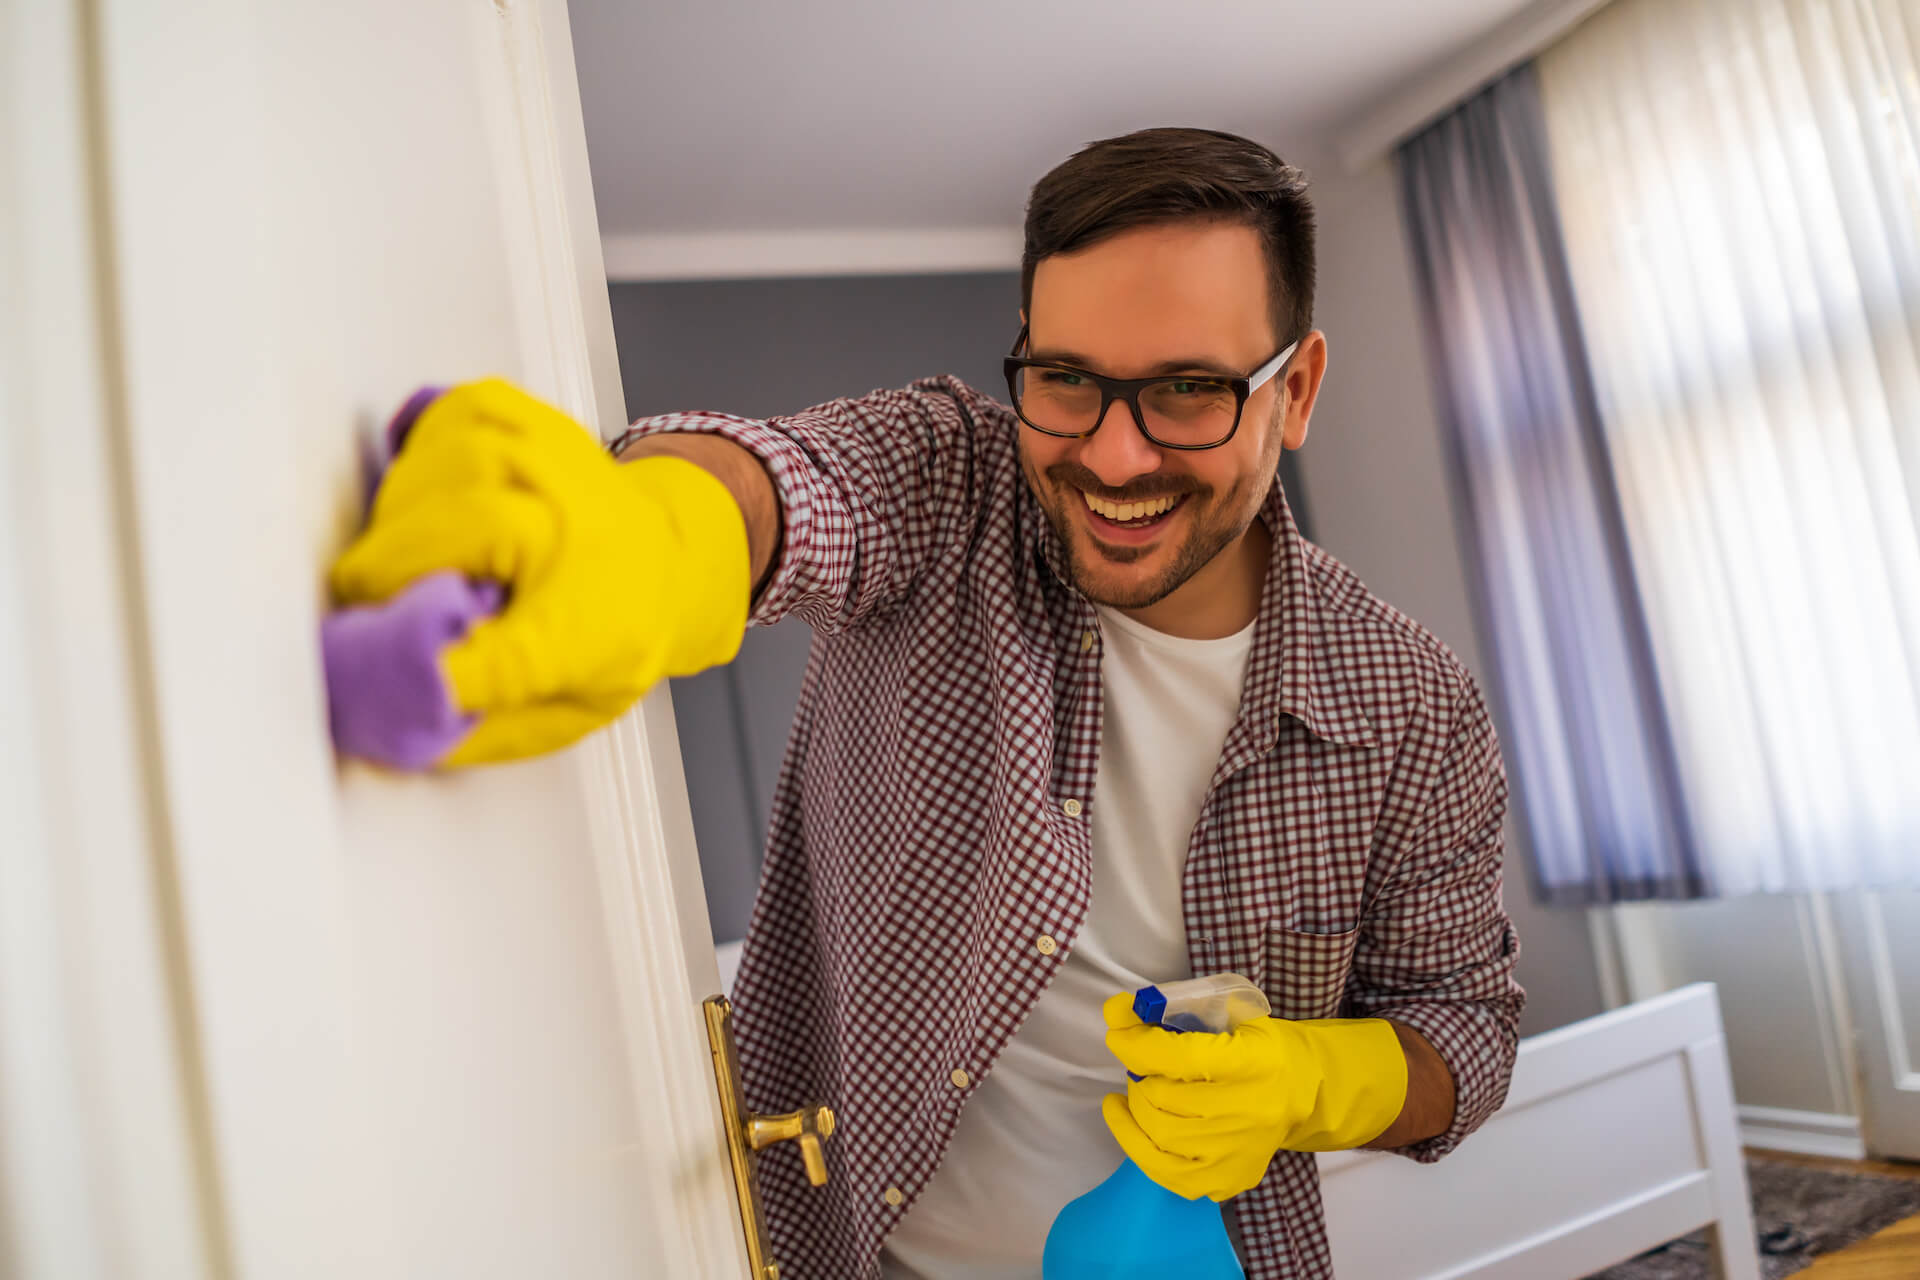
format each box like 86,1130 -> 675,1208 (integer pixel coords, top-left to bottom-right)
610,272 -> 1312,942
1303,159 -> 1606,1038
612,273 -> 1021,420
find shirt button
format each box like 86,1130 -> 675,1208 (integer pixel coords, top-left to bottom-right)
1062,798 -> 1083,817
950,1068 -> 971,1089
884,1186 -> 905,1207
1080,629 -> 1095,652
1035,934 -> 1058,956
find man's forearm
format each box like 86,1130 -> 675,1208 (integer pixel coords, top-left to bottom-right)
1362,1020 -> 1457,1150
619,433 -> 782,597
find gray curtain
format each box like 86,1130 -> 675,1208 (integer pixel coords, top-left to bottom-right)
1397,64 -> 1706,905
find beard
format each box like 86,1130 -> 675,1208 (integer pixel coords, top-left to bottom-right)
1024,457 -> 1266,610
1019,403 -> 1287,611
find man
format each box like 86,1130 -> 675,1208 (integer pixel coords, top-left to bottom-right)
331,127 -> 1523,1278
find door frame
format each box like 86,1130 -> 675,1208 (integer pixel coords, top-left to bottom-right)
500,0 -> 747,1270
1830,890 -> 1920,1161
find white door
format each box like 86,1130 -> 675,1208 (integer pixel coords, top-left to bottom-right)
2,1 -> 759,1277
1832,890 -> 1920,1161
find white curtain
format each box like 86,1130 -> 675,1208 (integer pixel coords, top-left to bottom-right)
1539,0 -> 1920,893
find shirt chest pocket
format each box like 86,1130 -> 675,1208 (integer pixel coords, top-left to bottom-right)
1260,923 -> 1360,1022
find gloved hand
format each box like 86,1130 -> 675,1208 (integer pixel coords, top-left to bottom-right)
328,378 -> 750,767
1099,992 -> 1409,1201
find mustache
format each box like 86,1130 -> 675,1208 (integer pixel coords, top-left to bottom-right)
1044,462 -> 1201,504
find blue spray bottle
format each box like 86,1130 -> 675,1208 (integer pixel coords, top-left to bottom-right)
1042,973 -> 1273,1279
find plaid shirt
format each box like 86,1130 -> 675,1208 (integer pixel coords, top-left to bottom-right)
617,376 -> 1524,1279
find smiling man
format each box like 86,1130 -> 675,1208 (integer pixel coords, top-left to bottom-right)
330,127 -> 1524,1280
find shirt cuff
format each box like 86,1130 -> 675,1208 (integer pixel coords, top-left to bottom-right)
1371,999 -> 1519,1163
611,412 -> 821,628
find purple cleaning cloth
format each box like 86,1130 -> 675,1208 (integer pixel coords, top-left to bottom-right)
321,571 -> 503,769
355,385 -> 446,520
387,384 -> 444,455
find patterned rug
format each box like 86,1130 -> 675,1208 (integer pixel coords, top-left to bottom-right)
1585,1157 -> 1920,1279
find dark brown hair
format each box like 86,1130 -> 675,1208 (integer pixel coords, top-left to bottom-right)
1021,127 -> 1315,349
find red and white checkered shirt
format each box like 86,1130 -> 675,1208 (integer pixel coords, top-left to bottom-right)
617,376 -> 1524,1279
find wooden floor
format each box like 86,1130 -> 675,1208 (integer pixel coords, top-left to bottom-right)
1746,1150 -> 1920,1279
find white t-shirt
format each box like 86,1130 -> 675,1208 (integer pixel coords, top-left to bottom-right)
880,604 -> 1256,1280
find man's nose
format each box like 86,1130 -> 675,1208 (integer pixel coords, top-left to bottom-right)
1077,396 -> 1163,487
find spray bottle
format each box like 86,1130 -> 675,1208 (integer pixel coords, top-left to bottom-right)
1041,973 -> 1272,1279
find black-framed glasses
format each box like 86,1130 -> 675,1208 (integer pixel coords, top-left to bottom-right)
1002,326 -> 1298,450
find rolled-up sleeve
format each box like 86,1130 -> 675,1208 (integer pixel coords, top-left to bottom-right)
1347,675 -> 1525,1163
610,376 -> 994,634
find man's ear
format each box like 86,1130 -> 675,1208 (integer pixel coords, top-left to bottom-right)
1281,330 -> 1329,451
1019,307 -> 1027,327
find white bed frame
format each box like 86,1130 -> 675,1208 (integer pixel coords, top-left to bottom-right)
1319,983 -> 1761,1279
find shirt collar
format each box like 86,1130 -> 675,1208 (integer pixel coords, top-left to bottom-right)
1026,475 -> 1376,749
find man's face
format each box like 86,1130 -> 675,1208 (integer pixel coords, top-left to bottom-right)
1018,219 -> 1310,612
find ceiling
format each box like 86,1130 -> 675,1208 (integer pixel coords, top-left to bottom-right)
571,0 -> 1547,237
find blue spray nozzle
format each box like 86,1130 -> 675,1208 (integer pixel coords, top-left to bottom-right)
1133,974 -> 1271,1034
1127,986 -> 1177,1082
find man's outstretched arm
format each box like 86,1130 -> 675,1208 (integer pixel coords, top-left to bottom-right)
611,377 -> 994,636
619,431 -> 781,598
326,377 -> 997,767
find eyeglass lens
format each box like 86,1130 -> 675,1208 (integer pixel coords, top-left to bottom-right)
1011,366 -> 1240,446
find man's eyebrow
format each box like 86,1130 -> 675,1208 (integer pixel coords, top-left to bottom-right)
1027,348 -> 1245,378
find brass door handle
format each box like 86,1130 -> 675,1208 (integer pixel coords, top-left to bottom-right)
704,995 -> 836,1279
748,1103 -> 837,1186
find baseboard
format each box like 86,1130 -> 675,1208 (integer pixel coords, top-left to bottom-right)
1738,1105 -> 1867,1160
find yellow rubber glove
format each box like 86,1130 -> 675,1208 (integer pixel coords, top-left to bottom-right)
329,378 -> 749,767
1099,992 -> 1410,1201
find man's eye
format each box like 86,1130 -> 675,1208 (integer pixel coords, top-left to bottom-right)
1168,380 -> 1214,395
1037,370 -> 1085,386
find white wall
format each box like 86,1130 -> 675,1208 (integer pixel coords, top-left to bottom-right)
1303,158 -> 1606,1039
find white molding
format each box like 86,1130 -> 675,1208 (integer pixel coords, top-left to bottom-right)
1801,892 -> 1867,1117
482,0 -> 598,422
601,227 -> 1024,282
0,3 -> 224,1276
1588,907 -> 1630,1011
509,1 -> 751,1275
1737,1105 -> 1868,1161
1334,0 -> 1613,173
583,702 -> 747,1277
1609,903 -> 1673,1006
1861,894 -> 1920,1091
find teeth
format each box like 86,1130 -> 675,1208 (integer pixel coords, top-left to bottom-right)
1083,491 -> 1177,522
